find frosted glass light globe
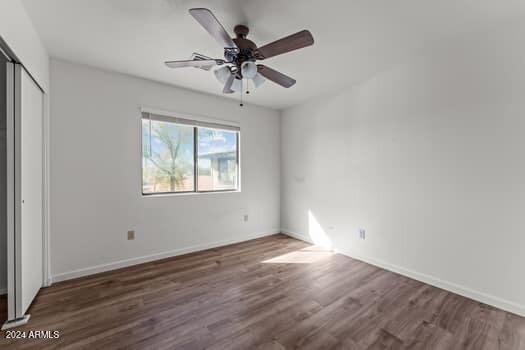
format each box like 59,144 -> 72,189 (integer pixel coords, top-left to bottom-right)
241,61 -> 257,79
231,77 -> 242,92
252,73 -> 266,88
214,66 -> 231,84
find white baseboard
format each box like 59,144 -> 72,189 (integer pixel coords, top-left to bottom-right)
281,229 -> 525,317
282,230 -> 314,244
51,230 -> 280,283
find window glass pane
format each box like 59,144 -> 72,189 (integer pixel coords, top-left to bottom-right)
142,119 -> 194,194
197,127 -> 238,191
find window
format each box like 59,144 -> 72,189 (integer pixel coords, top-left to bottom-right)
197,127 -> 238,191
142,112 -> 239,195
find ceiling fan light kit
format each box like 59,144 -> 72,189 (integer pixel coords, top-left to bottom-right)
165,8 -> 314,106
241,61 -> 257,79
214,66 -> 231,84
252,73 -> 266,88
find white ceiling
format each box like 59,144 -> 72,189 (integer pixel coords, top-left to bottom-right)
21,0 -> 525,109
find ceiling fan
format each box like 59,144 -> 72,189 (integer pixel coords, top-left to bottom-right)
165,8 -> 314,101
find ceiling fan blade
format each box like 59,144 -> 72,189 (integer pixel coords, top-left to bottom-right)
190,53 -> 220,71
223,74 -> 235,94
191,52 -> 212,60
256,30 -> 314,59
165,59 -> 222,69
257,65 -> 296,88
189,8 -> 237,49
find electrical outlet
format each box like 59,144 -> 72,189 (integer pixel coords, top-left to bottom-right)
127,230 -> 135,240
359,228 -> 366,240
243,214 -> 249,222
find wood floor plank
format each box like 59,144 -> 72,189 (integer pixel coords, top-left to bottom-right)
0,234 -> 523,349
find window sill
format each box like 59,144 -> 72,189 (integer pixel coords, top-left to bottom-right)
141,189 -> 241,198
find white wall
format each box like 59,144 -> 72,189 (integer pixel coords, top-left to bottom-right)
49,59 -> 280,281
0,0 -> 49,91
281,22 -> 525,316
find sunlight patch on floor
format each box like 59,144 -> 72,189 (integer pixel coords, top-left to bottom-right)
262,246 -> 334,264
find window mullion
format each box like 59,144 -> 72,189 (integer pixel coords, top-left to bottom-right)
236,132 -> 240,190
194,127 -> 198,192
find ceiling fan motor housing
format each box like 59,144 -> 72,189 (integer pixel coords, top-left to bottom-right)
225,25 -> 258,79
234,25 -> 249,38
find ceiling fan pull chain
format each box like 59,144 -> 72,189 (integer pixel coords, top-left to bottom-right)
246,79 -> 250,94
240,79 -> 244,107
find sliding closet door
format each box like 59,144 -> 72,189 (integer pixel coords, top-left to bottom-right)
7,63 -> 44,321
17,66 -> 43,317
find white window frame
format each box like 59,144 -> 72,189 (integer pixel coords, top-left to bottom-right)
140,107 -> 241,196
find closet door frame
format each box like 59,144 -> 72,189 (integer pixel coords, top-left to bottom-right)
5,60 -> 17,322
3,59 -> 47,329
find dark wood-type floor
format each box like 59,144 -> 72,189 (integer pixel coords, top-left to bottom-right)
1,234 -> 524,349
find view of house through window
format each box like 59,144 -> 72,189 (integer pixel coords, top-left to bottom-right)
142,113 -> 239,194
198,127 -> 238,191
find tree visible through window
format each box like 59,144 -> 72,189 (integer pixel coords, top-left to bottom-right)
142,114 -> 239,194
142,119 -> 194,193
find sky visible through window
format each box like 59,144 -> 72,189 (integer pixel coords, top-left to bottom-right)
143,120 -> 193,160
198,128 -> 237,155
